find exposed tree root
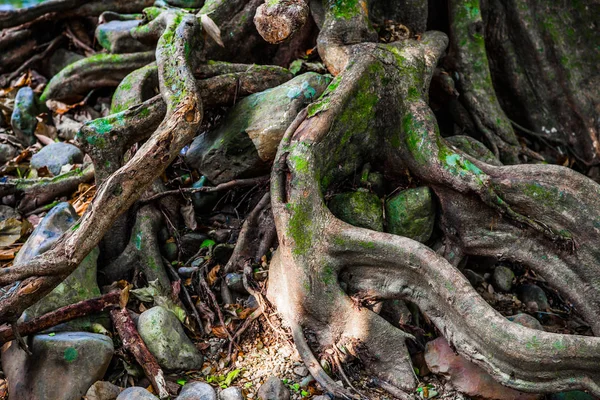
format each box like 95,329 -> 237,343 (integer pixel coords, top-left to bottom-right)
267,1 -> 600,396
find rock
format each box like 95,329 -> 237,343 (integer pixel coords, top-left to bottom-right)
517,284 -> 550,312
299,375 -> 314,388
0,143 -> 17,163
493,266 -> 515,292
85,381 -> 122,400
213,243 -> 235,264
293,366 -> 308,377
30,142 -> 83,175
137,306 -> 204,370
257,377 -> 290,400
219,386 -> 244,400
0,205 -> 20,221
16,202 -> 103,331
312,397 -> 329,400
185,73 -> 330,184
177,381 -> 217,400
2,332 -> 114,400
116,387 -> 157,400
328,190 -> 383,231
509,313 -> 544,331
96,20 -> 152,54
385,187 -> 435,243
180,232 -> 209,256
446,135 -> 502,166
162,241 -> 178,261
548,392 -> 596,400
424,337 -> 538,400
464,269 -> 485,288
226,273 -> 246,293
11,86 -> 38,145
190,177 -> 220,212
47,48 -> 84,78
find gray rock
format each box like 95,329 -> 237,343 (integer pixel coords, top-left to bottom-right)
162,241 -> 178,262
180,232 -> 209,256
137,306 -> 204,371
190,177 -> 220,212
0,142 -> 17,163
2,332 -> 114,400
48,48 -> 84,78
493,266 -> 515,292
464,269 -> 485,288
219,386 -> 244,400
116,387 -> 157,400
509,313 -> 544,331
517,284 -> 550,312
328,190 -> 384,232
312,397 -> 329,400
96,20 -> 152,54
16,202 -> 103,331
293,366 -> 308,377
225,273 -> 246,293
177,381 -> 217,400
30,142 -> 83,175
0,205 -> 20,221
185,73 -> 330,184
257,377 -> 290,400
385,187 -> 435,243
11,86 -> 38,145
85,381 -> 122,400
299,375 -> 314,388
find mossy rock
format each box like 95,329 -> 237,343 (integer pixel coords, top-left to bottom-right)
328,190 -> 384,232
385,187 -> 435,243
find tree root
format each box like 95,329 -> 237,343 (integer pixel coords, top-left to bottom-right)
267,4 -> 600,395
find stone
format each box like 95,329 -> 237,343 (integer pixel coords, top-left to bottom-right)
137,306 -> 204,371
213,243 -> 235,264
328,190 -> 384,232
493,266 -> 515,292
162,241 -> 179,261
464,269 -> 485,288
190,177 -> 220,212
116,387 -> 157,400
257,377 -> 290,400
293,366 -> 308,377
312,397 -> 329,400
509,313 -> 544,331
96,20 -> 153,54
16,202 -> 103,331
48,48 -> 84,77
517,284 -> 550,312
219,386 -> 244,400
0,205 -> 20,221
424,337 -> 538,400
2,332 -> 114,400
225,273 -> 246,293
177,381 -> 217,400
0,143 -> 17,164
385,187 -> 435,243
548,392 -> 596,400
30,142 -> 84,175
180,232 -> 209,256
11,86 -> 38,145
85,381 -> 122,400
185,73 -> 330,184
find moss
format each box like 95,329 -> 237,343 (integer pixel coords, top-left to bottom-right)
328,191 -> 383,231
321,264 -> 336,285
287,201 -> 313,256
329,0 -> 361,20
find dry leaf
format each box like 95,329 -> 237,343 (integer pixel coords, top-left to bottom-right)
0,218 -> 24,248
0,246 -> 20,261
206,265 -> 220,286
200,14 -> 224,47
211,325 -> 229,339
181,203 -> 198,230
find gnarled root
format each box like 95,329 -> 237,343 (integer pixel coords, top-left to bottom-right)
268,12 -> 600,396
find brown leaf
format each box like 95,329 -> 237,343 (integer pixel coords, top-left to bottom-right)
200,14 -> 224,47
206,265 -> 220,286
0,246 -> 20,261
0,218 -> 24,248
211,325 -> 229,339
181,203 -> 198,231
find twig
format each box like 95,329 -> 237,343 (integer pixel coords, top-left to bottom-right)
1,35 -> 64,86
0,291 -> 120,344
195,268 -> 234,343
110,307 -> 169,399
139,176 -> 269,204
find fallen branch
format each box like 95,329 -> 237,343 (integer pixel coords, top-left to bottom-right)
0,291 -> 120,345
110,307 -> 169,399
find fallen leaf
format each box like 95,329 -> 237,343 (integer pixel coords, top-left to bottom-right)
0,246 -> 20,261
211,325 -> 230,339
0,218 -> 24,248
181,203 -> 198,230
206,265 -> 220,286
200,14 -> 224,47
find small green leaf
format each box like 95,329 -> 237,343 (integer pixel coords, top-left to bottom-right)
177,379 -> 187,386
48,332 -> 56,336
201,239 -> 216,249
289,59 -> 303,75
301,390 -> 309,397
